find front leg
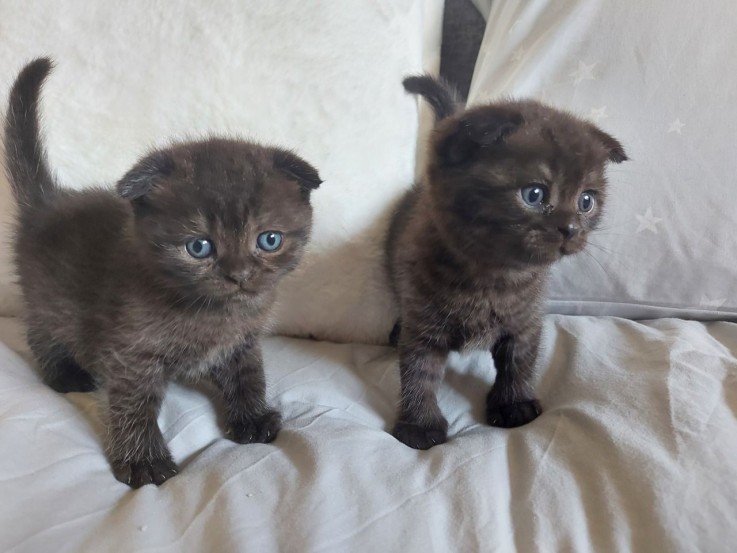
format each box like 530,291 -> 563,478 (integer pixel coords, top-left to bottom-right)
106,362 -> 179,488
486,326 -> 543,428
392,342 -> 449,450
209,339 -> 281,444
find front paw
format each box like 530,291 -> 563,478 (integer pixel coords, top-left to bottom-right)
392,419 -> 448,450
111,455 -> 179,489
226,409 -> 282,444
486,398 -> 542,428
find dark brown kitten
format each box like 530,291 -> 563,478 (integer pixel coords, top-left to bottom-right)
386,75 -> 627,449
4,58 -> 321,487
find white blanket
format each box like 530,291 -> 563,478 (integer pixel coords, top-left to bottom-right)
1,316 -> 735,552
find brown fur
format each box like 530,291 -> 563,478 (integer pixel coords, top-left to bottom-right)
386,76 -> 627,449
5,58 -> 321,486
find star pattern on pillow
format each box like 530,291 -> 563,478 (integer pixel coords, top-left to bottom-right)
667,118 -> 685,134
569,61 -> 597,85
588,106 -> 608,123
700,295 -> 726,309
635,208 -> 663,234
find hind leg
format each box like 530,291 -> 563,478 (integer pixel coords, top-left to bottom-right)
43,356 -> 97,393
27,329 -> 96,393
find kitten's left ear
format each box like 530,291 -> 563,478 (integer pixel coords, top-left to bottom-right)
117,151 -> 176,200
590,126 -> 628,163
436,108 -> 524,166
273,149 -> 322,193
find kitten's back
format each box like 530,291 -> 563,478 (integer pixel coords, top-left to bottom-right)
15,188 -> 131,338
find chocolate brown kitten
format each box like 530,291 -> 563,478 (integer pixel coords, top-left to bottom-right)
386,75 -> 627,449
5,58 -> 321,487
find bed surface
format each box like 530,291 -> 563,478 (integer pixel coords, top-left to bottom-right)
1,315 -> 735,552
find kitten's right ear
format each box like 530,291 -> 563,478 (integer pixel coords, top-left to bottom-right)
272,149 -> 322,194
117,152 -> 176,201
590,126 -> 628,163
435,108 -> 523,166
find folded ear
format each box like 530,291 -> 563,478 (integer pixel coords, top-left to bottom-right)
590,126 -> 628,163
273,149 -> 322,193
117,151 -> 176,200
436,108 -> 524,166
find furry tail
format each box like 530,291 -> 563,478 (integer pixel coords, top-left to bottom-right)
402,74 -> 461,121
4,57 -> 56,210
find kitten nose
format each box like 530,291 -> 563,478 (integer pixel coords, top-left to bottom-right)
225,272 -> 251,286
558,224 -> 579,239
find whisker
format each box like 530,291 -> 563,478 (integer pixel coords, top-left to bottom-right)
580,249 -> 615,281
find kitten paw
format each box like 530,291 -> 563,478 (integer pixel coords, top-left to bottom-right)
392,420 -> 448,450
486,399 -> 542,428
111,456 -> 179,489
227,410 -> 282,444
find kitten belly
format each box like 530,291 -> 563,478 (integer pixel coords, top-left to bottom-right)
157,318 -> 248,381
444,318 -> 501,352
422,295 -> 504,352
174,344 -> 234,381
85,306 -> 254,382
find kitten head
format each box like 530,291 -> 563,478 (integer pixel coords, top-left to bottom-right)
117,138 -> 321,307
427,100 -> 627,268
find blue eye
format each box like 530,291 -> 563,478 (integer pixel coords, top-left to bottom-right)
578,191 -> 595,213
521,184 -> 547,206
185,238 -> 214,258
257,231 -> 283,252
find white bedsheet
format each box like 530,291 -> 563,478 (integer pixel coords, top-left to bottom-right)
1,315 -> 735,552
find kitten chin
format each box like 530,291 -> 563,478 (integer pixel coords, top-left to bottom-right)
386,75 -> 627,450
4,58 -> 321,487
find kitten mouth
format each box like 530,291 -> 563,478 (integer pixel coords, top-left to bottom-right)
559,242 -> 583,256
235,287 -> 259,297
218,286 -> 258,300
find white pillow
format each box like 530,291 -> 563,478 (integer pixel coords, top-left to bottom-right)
469,0 -> 737,320
0,1 -> 444,343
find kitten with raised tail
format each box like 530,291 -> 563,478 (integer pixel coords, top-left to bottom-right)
5,58 -> 322,487
386,75 -> 627,449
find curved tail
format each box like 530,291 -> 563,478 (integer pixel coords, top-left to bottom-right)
402,74 -> 461,122
4,57 -> 56,210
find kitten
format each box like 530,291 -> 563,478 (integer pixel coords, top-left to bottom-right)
4,58 -> 321,487
386,75 -> 627,449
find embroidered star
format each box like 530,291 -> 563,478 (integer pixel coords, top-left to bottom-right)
635,207 -> 663,234
668,118 -> 685,134
511,47 -> 526,62
588,106 -> 608,123
569,61 -> 597,85
700,295 -> 726,309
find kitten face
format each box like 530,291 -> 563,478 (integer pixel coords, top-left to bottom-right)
428,101 -> 625,268
119,139 -> 321,305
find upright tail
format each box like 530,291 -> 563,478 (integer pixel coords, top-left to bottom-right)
402,74 -> 462,122
4,57 -> 57,210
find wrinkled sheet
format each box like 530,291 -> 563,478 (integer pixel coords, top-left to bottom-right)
1,315 -> 735,552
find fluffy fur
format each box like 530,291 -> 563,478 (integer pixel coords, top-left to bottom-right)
5,58 -> 321,487
386,75 -> 627,449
